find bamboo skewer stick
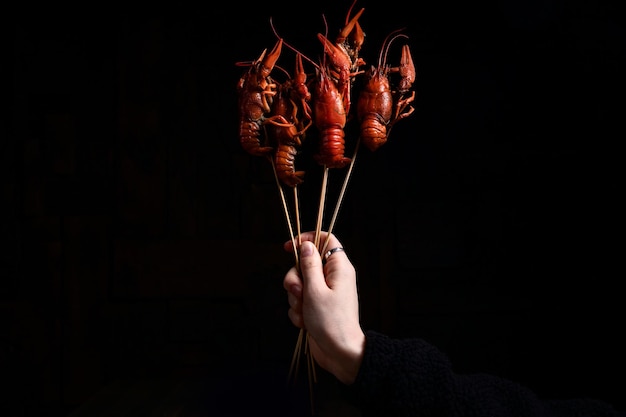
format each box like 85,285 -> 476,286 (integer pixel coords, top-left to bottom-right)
287,163 -> 330,415
287,186 -> 305,388
288,165 -> 323,387
307,334 -> 317,384
286,184 -> 308,386
281,143 -> 363,415
288,326 -> 304,384
293,186 -> 302,247
288,329 -> 309,388
267,157 -> 311,390
320,137 -> 361,257
314,165 -> 330,250
265,154 -> 310,390
268,157 -> 300,268
290,140 -> 361,393
282,136 -> 362,416
306,332 -> 316,414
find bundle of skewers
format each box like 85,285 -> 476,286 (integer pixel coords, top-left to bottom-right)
235,0 -> 416,409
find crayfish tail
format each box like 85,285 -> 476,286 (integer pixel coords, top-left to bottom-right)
277,170 -> 306,188
362,136 -> 387,152
314,154 -> 351,169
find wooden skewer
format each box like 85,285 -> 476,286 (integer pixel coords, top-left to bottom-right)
284,141 -> 360,410
268,157 -> 300,268
320,137 -> 361,257
307,334 -> 317,384
286,179 -> 306,387
314,165 -> 330,250
266,161 -> 309,390
306,333 -> 316,414
293,186 -> 302,247
288,327 -> 304,384
287,175 -> 313,388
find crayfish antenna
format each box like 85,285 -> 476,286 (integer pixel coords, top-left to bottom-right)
380,28 -> 408,70
269,16 -> 320,72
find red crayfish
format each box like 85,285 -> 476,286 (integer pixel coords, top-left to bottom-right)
357,30 -> 416,152
312,2 -> 367,168
236,39 -> 283,157
266,53 -> 313,187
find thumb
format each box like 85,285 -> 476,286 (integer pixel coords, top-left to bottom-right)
298,241 -> 327,292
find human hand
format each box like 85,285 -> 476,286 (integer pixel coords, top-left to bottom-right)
283,231 -> 365,385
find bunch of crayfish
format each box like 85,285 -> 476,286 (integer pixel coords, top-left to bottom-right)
236,2 -> 417,406
236,1 -> 416,190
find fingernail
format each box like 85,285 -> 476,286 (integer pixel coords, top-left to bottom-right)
300,241 -> 314,257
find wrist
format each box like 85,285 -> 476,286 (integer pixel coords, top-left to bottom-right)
333,328 -> 366,385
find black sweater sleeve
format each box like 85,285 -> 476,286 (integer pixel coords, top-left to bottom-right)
344,330 -> 624,417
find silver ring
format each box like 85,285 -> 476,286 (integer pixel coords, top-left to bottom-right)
324,247 -> 345,261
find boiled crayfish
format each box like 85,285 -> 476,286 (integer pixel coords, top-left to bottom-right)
312,1 -> 367,168
357,30 -> 416,152
237,39 -> 283,157
266,54 -> 313,187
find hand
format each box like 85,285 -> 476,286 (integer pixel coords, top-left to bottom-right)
283,231 -> 366,385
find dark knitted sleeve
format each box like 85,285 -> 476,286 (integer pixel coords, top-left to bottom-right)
344,330 -> 624,417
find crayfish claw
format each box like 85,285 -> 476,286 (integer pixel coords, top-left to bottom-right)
398,44 -> 415,94
259,38 -> 283,79
337,7 -> 365,44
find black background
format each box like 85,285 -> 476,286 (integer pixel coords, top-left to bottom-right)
3,1 -> 626,416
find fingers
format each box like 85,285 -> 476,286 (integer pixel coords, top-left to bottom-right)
287,290 -> 301,309
297,240 -> 327,293
283,231 -> 343,258
283,231 -> 349,331
283,232 -> 317,253
287,306 -> 304,329
287,287 -> 304,328
283,265 -> 304,328
283,241 -> 327,323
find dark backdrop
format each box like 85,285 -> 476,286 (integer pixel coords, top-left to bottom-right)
3,1 -> 625,416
